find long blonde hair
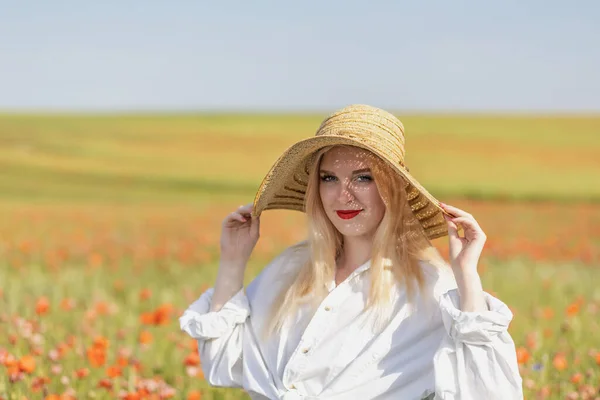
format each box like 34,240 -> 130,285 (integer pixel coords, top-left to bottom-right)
264,144 -> 447,337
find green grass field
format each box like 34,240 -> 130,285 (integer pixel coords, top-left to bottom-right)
1,114 -> 599,204
0,113 -> 599,399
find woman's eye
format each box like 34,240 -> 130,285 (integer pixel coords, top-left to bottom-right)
320,175 -> 337,182
320,175 -> 372,182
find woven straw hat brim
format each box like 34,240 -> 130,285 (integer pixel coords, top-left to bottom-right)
252,135 -> 453,240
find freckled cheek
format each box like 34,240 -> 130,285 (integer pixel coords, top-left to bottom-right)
353,187 -> 378,205
319,187 -> 337,207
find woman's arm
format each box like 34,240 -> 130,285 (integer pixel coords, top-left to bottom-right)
211,202 -> 260,311
179,203 -> 260,387
433,289 -> 523,400
429,203 -> 523,398
180,286 -> 249,388
210,258 -> 247,312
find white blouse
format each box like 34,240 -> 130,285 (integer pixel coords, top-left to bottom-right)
179,241 -> 523,400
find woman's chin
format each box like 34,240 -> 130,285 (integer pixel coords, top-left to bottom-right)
334,225 -> 371,237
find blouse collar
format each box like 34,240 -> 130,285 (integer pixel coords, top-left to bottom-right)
326,259 -> 372,292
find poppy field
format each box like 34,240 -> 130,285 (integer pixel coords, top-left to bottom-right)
0,114 -> 599,399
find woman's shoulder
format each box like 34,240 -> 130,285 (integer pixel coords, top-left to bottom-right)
268,239 -> 311,274
246,239 -> 310,296
283,239 -> 311,261
417,254 -> 458,303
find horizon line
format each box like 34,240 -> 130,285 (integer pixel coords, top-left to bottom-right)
1,108 -> 599,118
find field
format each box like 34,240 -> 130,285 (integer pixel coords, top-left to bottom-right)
0,113 -> 599,399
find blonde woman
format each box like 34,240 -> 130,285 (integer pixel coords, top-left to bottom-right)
180,105 -> 523,400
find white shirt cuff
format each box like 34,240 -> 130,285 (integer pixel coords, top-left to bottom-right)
179,288 -> 250,340
438,288 -> 513,345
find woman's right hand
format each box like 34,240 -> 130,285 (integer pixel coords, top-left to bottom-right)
220,203 -> 261,265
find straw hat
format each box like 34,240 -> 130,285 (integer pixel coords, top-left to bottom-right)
252,104 -> 454,240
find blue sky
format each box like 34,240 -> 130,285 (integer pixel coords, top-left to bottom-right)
1,1 -> 598,112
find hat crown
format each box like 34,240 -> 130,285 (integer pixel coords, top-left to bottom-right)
315,104 -> 406,166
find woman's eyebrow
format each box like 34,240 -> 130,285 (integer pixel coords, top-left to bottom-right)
319,168 -> 371,175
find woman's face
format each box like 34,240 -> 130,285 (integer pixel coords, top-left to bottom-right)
319,146 -> 386,238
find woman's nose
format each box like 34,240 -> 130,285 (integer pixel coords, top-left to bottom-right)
337,182 -> 355,203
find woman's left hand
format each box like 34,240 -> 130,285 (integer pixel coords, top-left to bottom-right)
440,203 -> 487,274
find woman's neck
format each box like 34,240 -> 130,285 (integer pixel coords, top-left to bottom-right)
336,235 -> 373,272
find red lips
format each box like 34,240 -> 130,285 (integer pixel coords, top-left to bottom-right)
336,210 -> 363,220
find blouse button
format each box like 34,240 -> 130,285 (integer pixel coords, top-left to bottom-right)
324,306 -> 331,311
301,348 -> 309,354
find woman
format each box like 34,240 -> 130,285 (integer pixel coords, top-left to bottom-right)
180,105 -> 523,399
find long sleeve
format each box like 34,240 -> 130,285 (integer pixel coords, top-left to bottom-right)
433,289 -> 523,400
179,287 -> 250,388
